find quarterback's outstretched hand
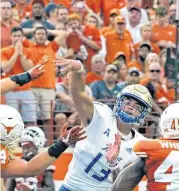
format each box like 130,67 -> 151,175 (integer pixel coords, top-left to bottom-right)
60,123 -> 87,145
54,57 -> 83,73
106,134 -> 121,164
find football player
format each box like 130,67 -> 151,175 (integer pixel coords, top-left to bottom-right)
112,103 -> 179,191
6,126 -> 55,191
55,58 -> 152,191
0,105 -> 86,178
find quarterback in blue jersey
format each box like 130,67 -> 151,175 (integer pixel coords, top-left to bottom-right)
56,58 -> 153,191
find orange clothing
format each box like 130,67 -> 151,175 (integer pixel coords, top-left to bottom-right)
46,0 -> 100,13
105,31 -> 133,64
155,86 -> 176,104
86,0 -> 100,13
101,0 -> 126,25
66,32 -> 83,53
140,76 -> 150,86
134,139 -> 179,191
13,4 -> 32,21
100,26 -> 115,36
133,41 -> 160,57
23,39 -> 59,89
1,96 -> 6,104
140,77 -> 168,103
67,25 -> 101,72
85,72 -> 103,85
151,24 -> 176,43
42,0 -> 71,7
128,60 -> 144,72
1,20 -> 20,48
0,144 -> 11,169
83,25 -> 101,72
1,46 -> 32,91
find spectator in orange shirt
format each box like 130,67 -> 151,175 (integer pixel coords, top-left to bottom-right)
23,27 -> 67,143
70,0 -> 102,23
105,15 -> 134,64
100,8 -> 120,36
57,5 -> 69,24
13,0 -> 32,22
1,27 -> 36,125
1,0 -> 20,48
100,0 -> 126,25
85,54 -> 106,85
133,24 -> 160,57
45,3 -> 59,27
66,13 -> 101,71
157,78 -> 179,104
85,13 -> 106,58
151,6 -> 176,49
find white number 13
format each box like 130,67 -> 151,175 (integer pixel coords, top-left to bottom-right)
154,150 -> 179,191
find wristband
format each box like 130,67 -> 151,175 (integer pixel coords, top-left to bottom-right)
10,72 -> 31,86
106,160 -> 120,171
48,139 -> 68,158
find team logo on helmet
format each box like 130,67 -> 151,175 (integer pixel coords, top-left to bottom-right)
160,103 -> 179,139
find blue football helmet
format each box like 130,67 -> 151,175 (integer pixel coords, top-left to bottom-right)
113,84 -> 152,125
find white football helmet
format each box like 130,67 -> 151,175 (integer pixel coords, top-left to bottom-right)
15,177 -> 38,191
0,105 -> 24,150
159,103 -> 179,139
21,126 -> 46,149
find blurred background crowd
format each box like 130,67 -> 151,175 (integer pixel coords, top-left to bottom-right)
1,0 -> 179,190
1,0 -> 179,145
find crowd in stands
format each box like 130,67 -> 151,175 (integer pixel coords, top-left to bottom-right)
1,0 -> 179,144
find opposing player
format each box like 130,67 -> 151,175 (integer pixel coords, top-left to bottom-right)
1,56 -> 49,95
0,105 -> 86,178
55,58 -> 152,191
6,126 -> 55,191
112,102 -> 179,191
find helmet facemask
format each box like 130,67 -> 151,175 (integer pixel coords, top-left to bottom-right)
21,127 -> 46,149
113,94 -> 149,126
